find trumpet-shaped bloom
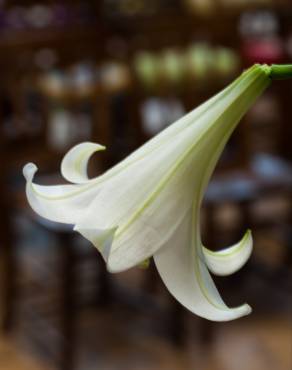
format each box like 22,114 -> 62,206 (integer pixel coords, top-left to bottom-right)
24,64 -> 273,321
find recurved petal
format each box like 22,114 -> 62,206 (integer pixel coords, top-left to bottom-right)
23,162 -> 103,224
153,211 -> 251,322
61,142 -> 106,184
203,230 -> 253,276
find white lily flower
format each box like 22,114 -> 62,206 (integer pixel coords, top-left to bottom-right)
23,64 -> 280,321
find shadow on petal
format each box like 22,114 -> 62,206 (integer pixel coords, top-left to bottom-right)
74,225 -> 118,262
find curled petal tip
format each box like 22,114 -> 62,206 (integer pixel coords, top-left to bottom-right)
203,229 -> 253,277
23,162 -> 38,181
61,141 -> 106,184
202,303 -> 252,322
246,304 -> 252,315
237,303 -> 252,318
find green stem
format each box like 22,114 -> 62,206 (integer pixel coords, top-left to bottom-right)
269,64 -> 292,80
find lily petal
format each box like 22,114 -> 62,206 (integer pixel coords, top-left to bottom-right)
203,230 -> 253,276
154,210 -> 251,322
61,142 -> 106,184
23,162 -> 103,224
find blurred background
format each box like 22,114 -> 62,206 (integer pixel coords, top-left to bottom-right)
0,1 -> 291,370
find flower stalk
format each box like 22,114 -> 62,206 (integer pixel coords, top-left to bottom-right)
269,64 -> 292,80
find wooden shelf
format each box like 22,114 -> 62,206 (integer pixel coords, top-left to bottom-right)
0,26 -> 102,51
